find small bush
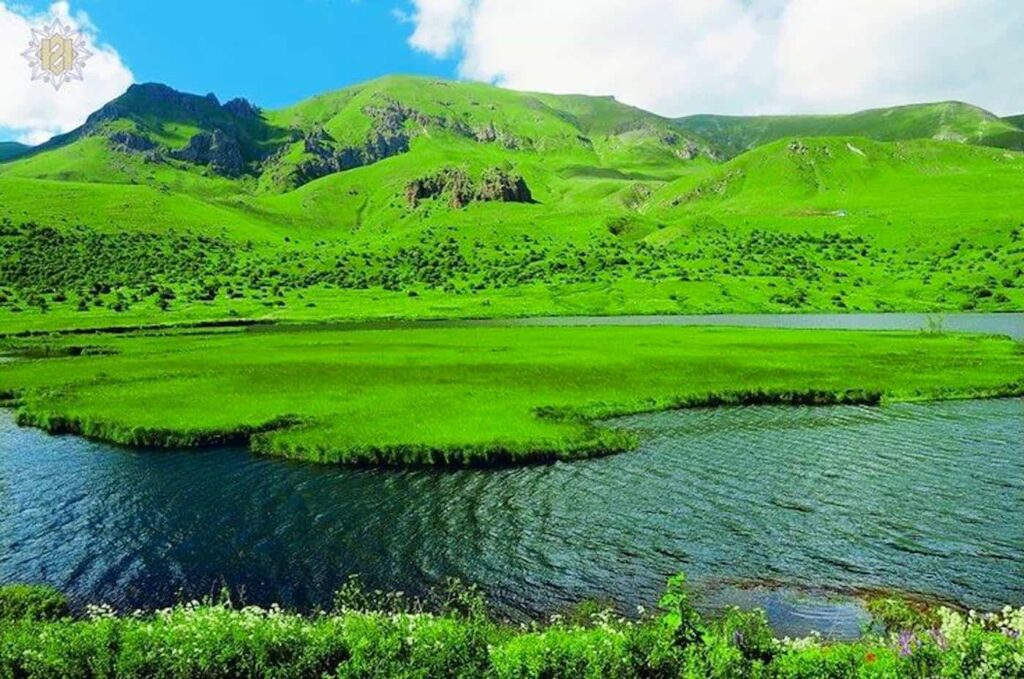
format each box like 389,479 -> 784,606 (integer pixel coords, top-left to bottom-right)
0,584 -> 70,622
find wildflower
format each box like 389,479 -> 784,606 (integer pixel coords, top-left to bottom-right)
929,627 -> 948,651
898,630 -> 914,657
865,652 -> 877,663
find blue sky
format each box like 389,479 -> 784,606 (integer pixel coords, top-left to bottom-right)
16,0 -> 457,107
0,0 -> 458,142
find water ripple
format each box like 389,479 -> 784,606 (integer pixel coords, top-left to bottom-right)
0,398 -> 1021,637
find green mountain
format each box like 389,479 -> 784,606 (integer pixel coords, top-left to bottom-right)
0,76 -> 1020,331
0,142 -> 30,161
675,102 -> 1024,159
1004,114 -> 1024,130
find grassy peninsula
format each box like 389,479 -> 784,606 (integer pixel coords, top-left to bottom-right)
1,324 -> 1021,466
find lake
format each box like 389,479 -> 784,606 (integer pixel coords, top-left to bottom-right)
1,397 -> 1020,639
259,312 -> 1024,340
489,312 -> 1024,339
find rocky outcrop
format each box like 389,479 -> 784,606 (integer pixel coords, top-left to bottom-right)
222,97 -> 260,119
289,102 -> 424,186
292,127 -> 378,185
675,139 -> 701,160
279,98 -> 537,189
405,166 -> 533,209
88,84 -> 224,126
406,167 -> 476,208
108,130 -> 156,153
170,129 -> 244,177
477,167 -> 532,203
787,140 -> 832,157
472,122 -> 526,150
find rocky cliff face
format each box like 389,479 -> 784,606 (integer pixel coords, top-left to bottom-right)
170,130 -> 245,177
405,167 -> 532,209
222,97 -> 261,119
287,100 -> 424,186
36,83 -> 269,178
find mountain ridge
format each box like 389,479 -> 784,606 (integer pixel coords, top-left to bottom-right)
674,100 -> 1024,158
0,142 -> 30,161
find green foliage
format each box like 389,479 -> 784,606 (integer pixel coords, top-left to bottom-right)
0,584 -> 70,622
1,578 -> 1021,678
866,596 -> 940,634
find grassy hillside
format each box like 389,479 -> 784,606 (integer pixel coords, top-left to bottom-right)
0,142 -> 30,161
0,77 -> 1021,331
676,102 -> 1024,158
2,324 -> 1021,466
1005,114 -> 1024,130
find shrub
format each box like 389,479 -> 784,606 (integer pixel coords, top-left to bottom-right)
0,584 -> 70,622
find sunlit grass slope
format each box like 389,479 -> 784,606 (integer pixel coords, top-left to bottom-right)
2,325 -> 1021,466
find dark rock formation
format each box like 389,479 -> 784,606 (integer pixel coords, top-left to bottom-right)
289,101 -> 423,186
170,129 -> 244,177
477,167 -> 532,203
675,140 -> 701,161
108,130 -> 156,153
222,97 -> 261,119
406,166 -> 532,209
472,122 -> 525,150
292,127 -> 366,185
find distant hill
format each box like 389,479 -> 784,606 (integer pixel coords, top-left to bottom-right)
0,77 -> 1020,328
675,102 -> 1024,158
1004,114 -> 1024,130
0,142 -> 30,161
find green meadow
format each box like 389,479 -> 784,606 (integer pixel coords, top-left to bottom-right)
2,324 -> 1021,465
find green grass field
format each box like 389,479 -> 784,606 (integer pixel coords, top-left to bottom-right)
2,324 -> 1021,465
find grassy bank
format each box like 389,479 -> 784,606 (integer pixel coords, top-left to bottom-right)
1,324 -> 1021,466
1,578 -> 1022,678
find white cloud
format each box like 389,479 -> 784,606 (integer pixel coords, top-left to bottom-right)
0,1 -> 133,144
402,0 -> 1024,116
405,0 -> 474,57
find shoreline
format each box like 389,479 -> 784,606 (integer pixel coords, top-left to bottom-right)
2,310 -> 1022,341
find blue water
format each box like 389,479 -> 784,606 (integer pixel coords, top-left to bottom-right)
1,397 -> 1020,638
